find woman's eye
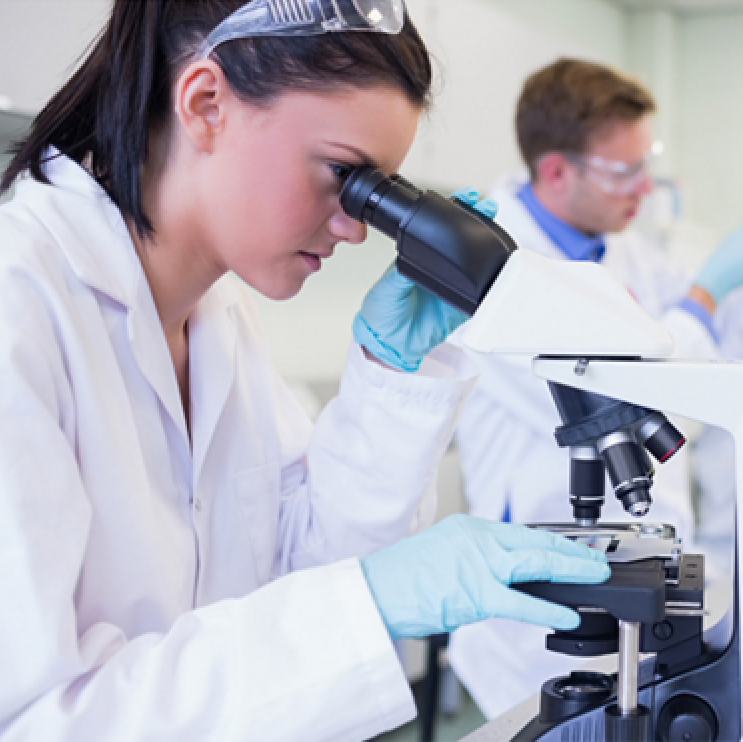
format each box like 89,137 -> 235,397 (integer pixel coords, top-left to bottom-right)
330,163 -> 354,182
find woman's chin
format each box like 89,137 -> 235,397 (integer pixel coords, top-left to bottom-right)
246,275 -> 307,302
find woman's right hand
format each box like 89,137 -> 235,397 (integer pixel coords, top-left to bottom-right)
360,515 -> 610,640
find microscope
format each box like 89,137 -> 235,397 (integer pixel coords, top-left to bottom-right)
340,167 -> 742,741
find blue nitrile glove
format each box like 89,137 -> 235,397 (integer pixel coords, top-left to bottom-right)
360,514 -> 610,639
695,224 -> 743,306
353,189 -> 498,372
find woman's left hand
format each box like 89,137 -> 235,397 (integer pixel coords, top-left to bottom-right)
353,189 -> 498,372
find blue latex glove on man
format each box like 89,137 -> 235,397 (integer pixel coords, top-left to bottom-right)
353,189 -> 498,372
695,223 -> 743,306
361,515 -> 611,640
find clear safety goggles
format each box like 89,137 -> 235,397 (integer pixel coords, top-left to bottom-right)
565,152 -> 655,196
196,0 -> 406,59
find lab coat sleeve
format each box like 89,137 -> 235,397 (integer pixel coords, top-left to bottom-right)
640,234 -> 693,310
274,341 -> 479,573
0,274 -> 415,741
631,235 -> 718,359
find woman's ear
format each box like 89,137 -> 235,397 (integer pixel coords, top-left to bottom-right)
174,60 -> 228,154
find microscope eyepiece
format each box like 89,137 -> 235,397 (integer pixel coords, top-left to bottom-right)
339,166 -> 517,316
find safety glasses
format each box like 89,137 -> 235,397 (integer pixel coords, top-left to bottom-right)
565,152 -> 655,196
196,0 -> 407,59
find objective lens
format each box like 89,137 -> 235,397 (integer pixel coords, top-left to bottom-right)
569,446 -> 605,524
597,432 -> 653,517
638,413 -> 686,463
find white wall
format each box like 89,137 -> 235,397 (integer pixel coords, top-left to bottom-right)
627,9 -> 679,177
0,0 -> 111,114
485,0 -> 627,68
677,11 -> 743,236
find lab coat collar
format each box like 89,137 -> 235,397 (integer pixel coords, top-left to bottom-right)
517,183 -> 606,263
15,151 -> 242,313
14,150 -> 141,309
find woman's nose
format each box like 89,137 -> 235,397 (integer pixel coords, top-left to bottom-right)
328,209 -> 368,245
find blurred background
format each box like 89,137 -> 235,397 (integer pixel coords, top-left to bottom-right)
2,1 -> 743,739
2,0 -> 743,381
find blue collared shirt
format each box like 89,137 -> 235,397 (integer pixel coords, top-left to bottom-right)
517,183 -> 606,263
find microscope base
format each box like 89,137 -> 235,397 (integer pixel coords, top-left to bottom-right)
508,612 -> 739,741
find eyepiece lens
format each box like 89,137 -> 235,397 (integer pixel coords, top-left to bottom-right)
339,166 -> 387,223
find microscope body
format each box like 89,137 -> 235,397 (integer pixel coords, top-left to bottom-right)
497,358 -> 743,742
338,167 -> 743,740
448,182 -> 743,740
462,270 -> 742,740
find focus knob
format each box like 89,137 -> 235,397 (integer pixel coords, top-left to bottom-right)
658,695 -> 717,741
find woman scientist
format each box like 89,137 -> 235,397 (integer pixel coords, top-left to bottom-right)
0,1 -> 609,740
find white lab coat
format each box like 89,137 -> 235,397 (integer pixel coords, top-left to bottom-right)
0,155 -> 478,741
448,181 -> 717,720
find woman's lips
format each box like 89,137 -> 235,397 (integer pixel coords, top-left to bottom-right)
299,250 -> 332,272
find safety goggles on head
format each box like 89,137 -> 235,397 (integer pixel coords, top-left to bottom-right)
564,151 -> 655,196
196,0 -> 406,59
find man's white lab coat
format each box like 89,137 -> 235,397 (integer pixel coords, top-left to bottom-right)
449,181 -> 716,720
0,155 -> 477,741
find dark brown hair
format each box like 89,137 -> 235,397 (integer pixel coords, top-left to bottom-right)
516,58 -> 656,178
1,0 -> 432,236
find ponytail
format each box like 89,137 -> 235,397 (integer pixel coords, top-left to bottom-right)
2,0 -> 432,238
96,1 -> 169,235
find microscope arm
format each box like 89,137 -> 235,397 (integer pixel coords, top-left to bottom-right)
533,358 -> 743,447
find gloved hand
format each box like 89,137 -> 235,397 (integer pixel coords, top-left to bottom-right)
353,189 -> 498,372
361,514 -> 610,639
694,224 -> 743,306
